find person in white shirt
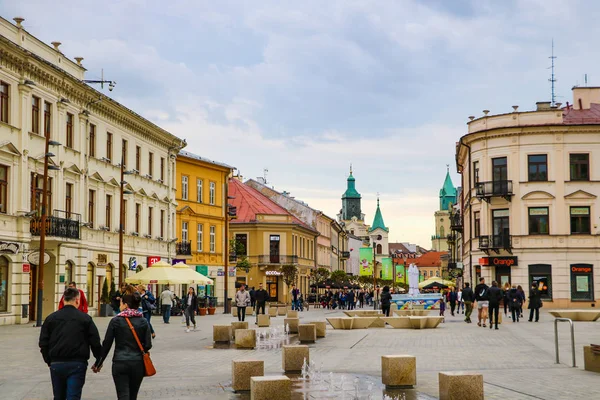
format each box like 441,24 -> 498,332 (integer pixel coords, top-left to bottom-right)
160,287 -> 175,324
457,289 -> 464,314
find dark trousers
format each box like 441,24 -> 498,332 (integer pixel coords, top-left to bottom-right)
112,360 -> 144,400
143,311 -> 154,334
185,306 -> 196,327
489,304 -> 500,328
251,299 -> 256,309
161,305 -> 171,323
256,301 -> 266,315
503,302 -> 508,315
450,301 -> 456,315
381,304 -> 390,317
237,306 -> 246,321
50,361 -> 87,400
529,307 -> 539,322
511,307 -> 520,322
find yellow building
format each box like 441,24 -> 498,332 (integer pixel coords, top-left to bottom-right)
228,178 -> 318,303
174,151 -> 233,301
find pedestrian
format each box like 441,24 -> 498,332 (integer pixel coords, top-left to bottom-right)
457,287 -> 464,314
249,286 -> 256,310
461,282 -> 475,323
347,289 -> 355,310
488,281 -> 503,330
58,281 -> 89,314
235,284 -> 251,322
474,277 -> 490,328
39,287 -> 102,400
111,283 -> 128,315
517,285 -> 526,318
254,283 -> 268,324
93,288 -> 152,400
358,290 -> 365,308
183,287 -> 198,332
449,287 -> 458,316
503,282 -> 511,317
380,286 -> 392,316
507,285 -> 522,322
528,282 -> 542,322
290,284 -> 300,311
439,289 -> 446,319
160,286 -> 175,324
137,285 -> 156,339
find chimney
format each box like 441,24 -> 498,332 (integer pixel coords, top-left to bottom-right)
571,86 -> 600,110
13,17 -> 24,28
51,41 -> 62,51
536,102 -> 552,111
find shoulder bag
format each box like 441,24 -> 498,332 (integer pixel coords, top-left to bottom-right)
125,317 -> 156,377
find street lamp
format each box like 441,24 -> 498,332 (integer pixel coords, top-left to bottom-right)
118,156 -> 133,286
371,234 -> 382,310
36,137 -> 61,327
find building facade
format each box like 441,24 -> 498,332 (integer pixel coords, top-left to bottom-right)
174,150 -> 233,301
0,17 -> 184,325
456,88 -> 600,308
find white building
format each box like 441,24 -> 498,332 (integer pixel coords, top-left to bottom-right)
456,88 -> 600,308
0,17 -> 185,324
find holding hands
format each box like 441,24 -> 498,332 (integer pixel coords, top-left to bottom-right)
91,364 -> 102,373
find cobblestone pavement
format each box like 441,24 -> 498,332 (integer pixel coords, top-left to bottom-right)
1,308 -> 599,399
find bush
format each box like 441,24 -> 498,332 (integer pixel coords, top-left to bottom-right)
101,278 -> 110,304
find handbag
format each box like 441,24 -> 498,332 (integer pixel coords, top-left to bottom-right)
124,317 -> 156,377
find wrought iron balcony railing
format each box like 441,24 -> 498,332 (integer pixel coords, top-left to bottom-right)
475,180 -> 513,202
258,255 -> 298,265
450,212 -> 463,232
176,241 -> 192,255
30,210 -> 81,240
479,234 -> 512,254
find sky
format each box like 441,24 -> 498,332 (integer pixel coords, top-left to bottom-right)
4,0 -> 600,247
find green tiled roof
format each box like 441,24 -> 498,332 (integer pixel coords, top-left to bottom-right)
369,198 -> 388,232
343,172 -> 361,199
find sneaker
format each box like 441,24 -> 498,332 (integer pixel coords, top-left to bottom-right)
186,328 -> 190,333
483,323 -> 487,328
193,325 -> 197,331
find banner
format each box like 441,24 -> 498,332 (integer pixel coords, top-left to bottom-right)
381,258 -> 393,280
419,273 -> 424,283
359,247 -> 374,276
395,264 -> 405,284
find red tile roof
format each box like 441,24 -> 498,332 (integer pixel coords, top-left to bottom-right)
411,251 -> 446,268
563,103 -> 600,125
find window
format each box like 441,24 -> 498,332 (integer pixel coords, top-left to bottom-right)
148,207 -> 153,236
210,225 -> 216,253
31,173 -> 52,216
66,113 -> 74,148
148,153 -> 153,178
474,211 -> 480,238
135,203 -> 141,233
86,263 -> 94,307
43,102 -> 51,137
436,270 -> 440,277
376,244 -> 382,254
0,166 -> 7,214
0,256 -> 8,311
89,124 -> 96,157
570,206 -> 590,234
160,157 -> 165,181
160,210 -> 164,237
528,207 -> 549,235
209,182 -> 215,205
88,190 -> 95,227
570,264 -> 594,301
528,155 -> 547,181
122,139 -> 128,166
196,179 -> 203,203
570,154 -> 589,181
196,224 -> 203,252
106,132 -> 113,161
529,264 -> 552,300
65,183 -> 72,217
31,96 -> 40,133
473,161 -> 479,184
492,209 -> 510,247
135,146 -> 141,172
105,195 -> 112,230
181,176 -> 188,200
235,233 -> 247,256
0,81 -> 9,123
182,222 -> 188,242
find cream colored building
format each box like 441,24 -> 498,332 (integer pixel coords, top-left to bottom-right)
456,88 -> 600,308
0,17 -> 184,325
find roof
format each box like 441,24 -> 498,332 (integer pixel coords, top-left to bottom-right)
389,243 -> 413,254
440,170 -> 456,197
411,251 -> 446,268
343,172 -> 361,199
563,103 -> 600,125
369,198 -> 388,232
178,150 -> 234,170
228,179 -> 316,232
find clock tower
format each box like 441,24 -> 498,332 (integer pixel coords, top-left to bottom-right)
341,166 -> 362,221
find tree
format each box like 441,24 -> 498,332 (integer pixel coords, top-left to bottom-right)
281,264 -> 299,288
330,270 -> 347,284
231,239 -> 252,272
110,277 -> 116,297
101,278 -> 110,304
310,267 -> 330,286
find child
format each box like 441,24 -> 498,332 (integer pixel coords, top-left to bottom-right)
439,289 -> 446,322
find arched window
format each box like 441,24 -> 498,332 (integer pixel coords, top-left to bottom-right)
440,226 -> 445,237
86,263 -> 95,307
0,256 -> 9,311
423,271 -> 427,278
376,244 -> 382,254
65,261 -> 74,287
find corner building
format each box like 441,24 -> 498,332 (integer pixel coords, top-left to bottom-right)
456,88 -> 600,308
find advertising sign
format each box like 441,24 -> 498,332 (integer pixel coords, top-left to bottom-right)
147,256 -> 161,268
27,251 -> 50,266
381,258 -> 393,280
395,264 -> 405,284
391,293 -> 443,310
359,247 -> 373,276
128,257 -> 137,271
480,256 -> 518,267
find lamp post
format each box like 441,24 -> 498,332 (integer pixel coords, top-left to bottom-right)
118,155 -> 133,286
371,234 -> 382,310
35,135 -> 61,327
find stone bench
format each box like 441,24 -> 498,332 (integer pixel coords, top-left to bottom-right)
278,307 -> 288,316
394,309 -> 430,317
409,316 -> 429,329
308,321 -> 326,337
231,321 -> 248,339
284,317 -> 299,334
235,329 -> 256,349
584,345 -> 600,373
282,345 -> 309,373
351,317 -> 376,329
298,324 -> 316,343
287,310 -> 298,318
213,325 -> 232,343
268,307 -> 278,317
549,310 -> 600,322
382,317 -> 413,329
257,314 -> 270,327
251,376 -> 291,400
439,372 -> 484,400
232,360 -> 264,392
381,355 -> 416,389
390,303 -> 398,312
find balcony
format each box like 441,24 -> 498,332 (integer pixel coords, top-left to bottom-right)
479,234 -> 512,255
30,210 -> 81,240
475,180 -> 513,202
450,212 -> 463,232
176,241 -> 192,256
446,234 -> 457,243
258,255 -> 298,265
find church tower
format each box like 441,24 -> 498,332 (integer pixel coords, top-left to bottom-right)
369,197 -> 389,276
342,166 -> 362,221
432,167 -> 457,251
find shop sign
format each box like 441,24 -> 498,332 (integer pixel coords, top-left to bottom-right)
23,263 -> 30,273
128,257 -> 137,271
571,207 -> 589,215
228,266 -> 236,277
480,256 -> 518,267
147,256 -> 161,267
571,266 -> 592,274
96,253 -> 108,266
27,251 -> 50,266
266,270 -> 282,276
172,259 -> 186,265
0,241 -> 20,254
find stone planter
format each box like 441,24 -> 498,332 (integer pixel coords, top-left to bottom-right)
199,308 -> 208,316
99,304 -> 113,317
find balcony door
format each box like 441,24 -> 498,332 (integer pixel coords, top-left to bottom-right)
269,235 -> 280,263
492,209 -> 510,248
492,157 -> 508,195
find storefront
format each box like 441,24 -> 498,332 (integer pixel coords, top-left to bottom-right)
529,264 -> 552,300
570,264 -> 594,302
266,270 -> 280,301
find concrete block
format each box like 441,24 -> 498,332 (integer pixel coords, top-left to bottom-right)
278,307 -> 287,316
341,318 -> 354,330
382,317 -> 412,329
409,316 -> 428,329
232,360 -> 264,392
309,321 -> 326,337
287,310 -> 298,318
425,316 -> 444,329
235,329 -> 256,349
268,307 -> 278,317
343,311 -> 356,317
213,325 -> 232,343
439,372 -> 484,400
298,324 -> 316,343
381,355 -> 416,388
390,303 -> 398,312
351,317 -> 375,329
284,317 -> 299,333
257,314 -> 270,327
584,346 -> 600,373
369,317 -> 386,328
251,376 -> 291,400
231,321 -> 249,338
326,317 -> 343,329
282,344 -> 309,373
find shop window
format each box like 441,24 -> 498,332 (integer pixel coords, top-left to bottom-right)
529,264 -> 552,300
570,264 -> 594,301
65,261 -> 74,288
0,256 -> 8,311
528,207 -> 549,235
570,206 -> 590,234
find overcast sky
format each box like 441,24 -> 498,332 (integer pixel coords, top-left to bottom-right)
4,0 -> 600,247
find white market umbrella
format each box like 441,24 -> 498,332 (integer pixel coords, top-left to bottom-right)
125,260 -> 188,284
172,262 -> 214,285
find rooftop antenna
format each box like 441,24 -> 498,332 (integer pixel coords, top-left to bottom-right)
585,74 -> 588,86
549,39 -> 557,107
263,168 -> 268,184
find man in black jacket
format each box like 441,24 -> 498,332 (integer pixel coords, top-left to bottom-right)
254,283 -> 269,324
461,283 -> 475,323
39,287 -> 102,400
474,277 -> 489,328
488,281 -> 504,330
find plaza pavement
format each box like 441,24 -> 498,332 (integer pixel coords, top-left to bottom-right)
0,306 -> 599,399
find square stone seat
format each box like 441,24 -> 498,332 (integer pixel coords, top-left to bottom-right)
282,345 -> 309,372
351,317 -> 376,329
425,316 -> 444,329
381,355 -> 416,388
284,317 -> 299,333
268,307 -> 278,317
369,317 -> 386,328
409,316 -> 429,329
257,314 -> 270,327
382,317 -> 412,329
287,310 -> 298,318
231,321 -> 249,338
326,318 -> 343,329
278,307 -> 287,316
341,318 -> 354,330
251,376 -> 291,400
235,329 -> 256,349
584,346 -> 600,373
298,324 -> 317,343
232,360 -> 264,392
549,310 -> 600,321
439,372 -> 484,400
308,321 -> 326,337
213,325 -> 232,343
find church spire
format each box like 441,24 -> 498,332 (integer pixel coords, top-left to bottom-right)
369,195 -> 388,232
439,168 -> 457,211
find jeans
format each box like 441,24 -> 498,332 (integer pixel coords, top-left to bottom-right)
161,305 -> 171,323
450,301 -> 456,315
185,306 -> 196,327
112,360 -> 144,400
511,307 -> 520,322
529,307 -> 540,322
464,301 -> 473,320
489,304 -> 500,328
143,311 -> 154,334
255,302 -> 266,315
381,304 -> 390,317
50,361 -> 87,400
237,306 -> 246,322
